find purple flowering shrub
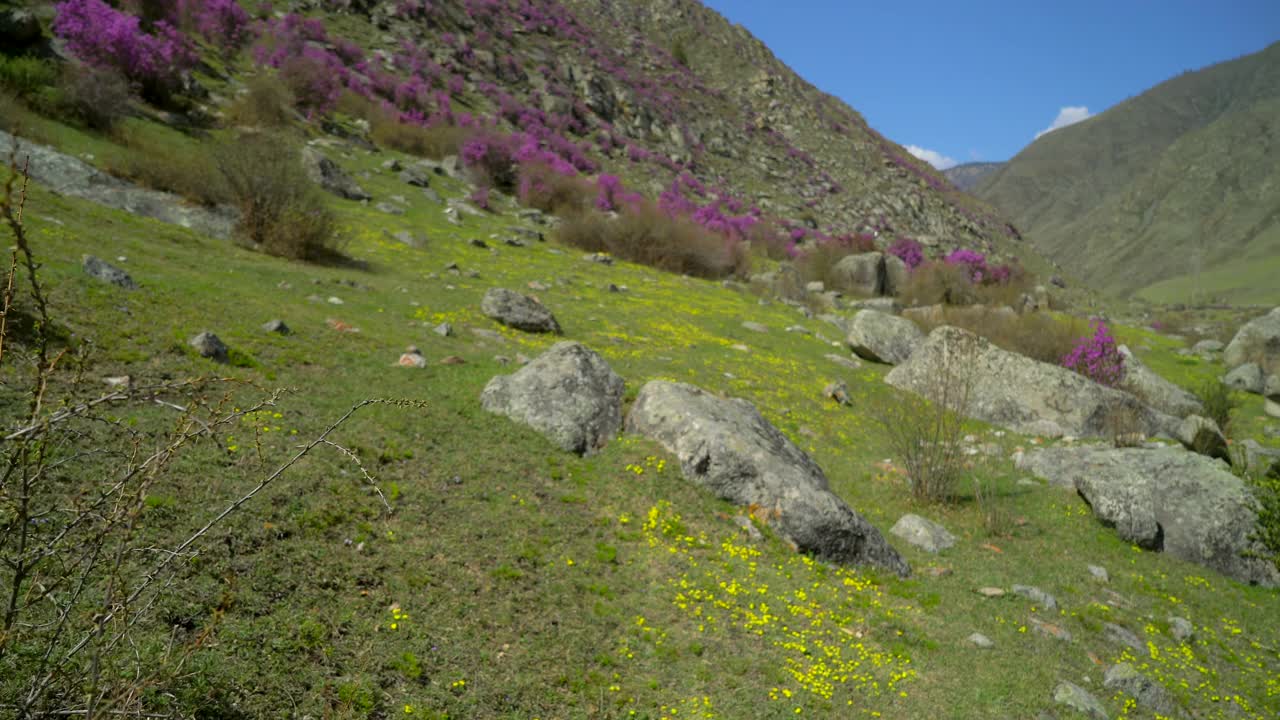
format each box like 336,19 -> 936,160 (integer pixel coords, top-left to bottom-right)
174,0 -> 251,49
53,0 -> 197,97
888,237 -> 925,269
1061,320 -> 1126,387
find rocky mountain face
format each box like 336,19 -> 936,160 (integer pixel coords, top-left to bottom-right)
944,162 -> 1003,193
291,0 -> 1021,260
973,41 -> 1280,303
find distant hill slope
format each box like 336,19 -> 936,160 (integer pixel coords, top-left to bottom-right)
974,42 -> 1280,304
944,162 -> 1003,192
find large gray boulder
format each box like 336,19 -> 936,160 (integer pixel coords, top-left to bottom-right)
1223,362 -> 1265,394
1175,415 -> 1228,460
1224,307 -> 1280,373
301,146 -> 372,201
1267,374 -> 1280,418
830,252 -> 885,297
882,254 -> 909,297
886,326 -> 1178,439
481,342 -> 623,456
1019,446 -> 1279,587
481,288 -> 562,334
846,309 -> 924,365
1117,345 -> 1203,418
626,381 -> 909,575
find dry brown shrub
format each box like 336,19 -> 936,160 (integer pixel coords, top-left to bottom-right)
225,72 -> 297,129
517,163 -> 594,216
908,304 -> 1080,365
555,202 -> 749,279
213,132 -> 340,261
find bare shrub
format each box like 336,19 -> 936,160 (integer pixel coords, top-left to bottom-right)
516,164 -> 595,216
873,329 -> 979,503
555,203 -> 750,279
1196,379 -> 1238,435
908,305 -> 1080,365
57,64 -> 133,132
213,132 -> 340,261
225,72 -> 297,129
973,476 -> 1011,537
336,92 -> 468,159
900,261 -> 977,306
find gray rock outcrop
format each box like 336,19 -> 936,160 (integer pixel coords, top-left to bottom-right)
481,342 -> 623,455
481,288 -> 562,334
189,332 -> 228,363
1116,345 -> 1203,417
82,255 -> 137,289
1053,682 -> 1108,720
626,381 -> 909,575
846,310 -> 924,365
0,131 -> 237,239
830,252 -> 886,297
1104,663 -> 1187,718
301,146 -> 371,201
1175,415 -> 1228,460
1019,446 -> 1279,587
1224,307 -> 1280,373
886,327 -> 1177,439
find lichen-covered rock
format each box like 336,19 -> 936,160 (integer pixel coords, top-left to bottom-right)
890,514 -> 955,553
1224,362 -> 1265,394
886,326 -> 1177,439
846,310 -> 924,365
626,381 -> 909,575
1117,345 -> 1203,417
1019,446 -> 1279,587
82,255 -> 137,290
302,146 -> 372,201
481,342 -> 624,455
481,288 -> 562,334
1224,307 -> 1280,373
189,332 -> 228,363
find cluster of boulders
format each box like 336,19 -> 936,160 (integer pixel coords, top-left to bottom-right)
1220,307 -> 1280,417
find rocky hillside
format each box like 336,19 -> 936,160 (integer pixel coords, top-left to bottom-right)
974,41 -> 1280,304
944,161 -> 1003,192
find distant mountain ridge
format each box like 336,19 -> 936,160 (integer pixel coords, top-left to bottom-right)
943,162 -> 1003,193
973,42 -> 1280,304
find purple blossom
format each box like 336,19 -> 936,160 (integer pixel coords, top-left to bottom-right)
1061,320 -> 1126,388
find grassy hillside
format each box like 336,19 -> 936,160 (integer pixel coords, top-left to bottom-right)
1,102 -> 1277,719
975,42 -> 1280,304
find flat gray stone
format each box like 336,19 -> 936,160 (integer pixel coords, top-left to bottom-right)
967,632 -> 994,649
1103,663 -> 1187,718
890,514 -> 956,553
1087,565 -> 1109,582
1102,623 -> 1143,653
1012,584 -> 1058,610
82,255 -> 137,290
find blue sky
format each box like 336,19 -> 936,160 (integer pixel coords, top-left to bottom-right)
701,0 -> 1280,168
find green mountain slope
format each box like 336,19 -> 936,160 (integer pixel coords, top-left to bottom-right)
975,42 -> 1280,303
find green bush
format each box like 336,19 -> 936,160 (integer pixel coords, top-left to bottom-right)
213,132 -> 340,261
1248,462 -> 1280,575
0,56 -> 59,100
106,124 -> 232,206
1195,379 -> 1237,434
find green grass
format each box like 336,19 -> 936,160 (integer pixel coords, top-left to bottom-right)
2,114 -> 1278,720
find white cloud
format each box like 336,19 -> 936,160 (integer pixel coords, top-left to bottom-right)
1035,106 -> 1093,139
905,144 -> 958,170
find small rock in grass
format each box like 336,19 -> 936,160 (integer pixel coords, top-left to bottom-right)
1087,565 -> 1109,582
82,254 -> 137,289
189,332 -> 228,363
375,202 -> 405,216
1168,616 -> 1194,642
742,321 -> 769,333
732,515 -> 763,541
1029,617 -> 1072,642
967,633 -> 994,649
398,346 -> 426,368
824,380 -> 851,406
1012,584 -> 1058,610
975,587 -> 1005,598
890,514 -> 956,553
1052,681 -> 1108,719
469,238 -> 489,249
262,319 -> 291,335
102,375 -> 130,389
824,353 -> 862,370
327,296 -> 344,305
433,322 -> 453,337
1102,623 -> 1144,653
440,355 -> 466,365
